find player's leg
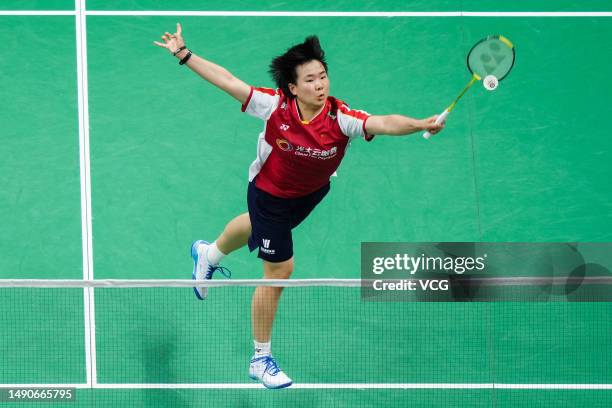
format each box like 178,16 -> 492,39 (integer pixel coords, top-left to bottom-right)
249,257 -> 294,389
245,182 -> 330,388
252,257 -> 294,342
191,212 -> 251,300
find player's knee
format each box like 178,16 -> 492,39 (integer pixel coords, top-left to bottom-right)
264,258 -> 294,280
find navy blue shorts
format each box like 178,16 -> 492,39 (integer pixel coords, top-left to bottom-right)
247,181 -> 330,263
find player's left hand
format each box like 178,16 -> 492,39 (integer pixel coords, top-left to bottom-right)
153,23 -> 186,54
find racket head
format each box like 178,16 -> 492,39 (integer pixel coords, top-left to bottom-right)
467,35 -> 515,81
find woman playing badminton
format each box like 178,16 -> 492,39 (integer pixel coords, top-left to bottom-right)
154,24 -> 444,389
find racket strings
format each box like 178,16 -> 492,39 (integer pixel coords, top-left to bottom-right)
467,37 -> 515,80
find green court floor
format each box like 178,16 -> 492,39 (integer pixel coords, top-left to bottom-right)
1,1 -> 611,407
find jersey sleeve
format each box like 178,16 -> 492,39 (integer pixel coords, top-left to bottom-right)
241,86 -> 281,120
336,101 -> 374,141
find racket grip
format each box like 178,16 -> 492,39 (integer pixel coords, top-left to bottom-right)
423,109 -> 449,139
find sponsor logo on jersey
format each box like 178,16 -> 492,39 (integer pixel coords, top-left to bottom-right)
276,138 -> 293,151
294,146 -> 338,160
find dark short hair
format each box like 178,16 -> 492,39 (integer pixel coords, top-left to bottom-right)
269,35 -> 328,98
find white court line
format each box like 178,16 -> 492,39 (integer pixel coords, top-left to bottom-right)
85,11 -> 612,17
94,383 -> 612,390
3,383 -> 612,390
0,10 -> 75,15
74,0 -> 97,388
1,10 -> 612,17
463,11 -> 612,17
2,384 -> 87,388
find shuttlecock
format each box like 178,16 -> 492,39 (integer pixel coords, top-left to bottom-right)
483,75 -> 499,91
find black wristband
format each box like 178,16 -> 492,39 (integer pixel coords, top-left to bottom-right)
172,46 -> 186,56
179,50 -> 193,65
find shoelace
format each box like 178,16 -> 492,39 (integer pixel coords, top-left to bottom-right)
205,265 -> 232,280
252,356 -> 281,376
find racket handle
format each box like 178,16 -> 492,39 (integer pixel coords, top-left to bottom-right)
423,109 -> 449,139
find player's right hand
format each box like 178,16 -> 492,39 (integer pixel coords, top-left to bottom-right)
422,115 -> 445,135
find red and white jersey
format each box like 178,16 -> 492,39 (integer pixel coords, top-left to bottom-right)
242,86 -> 373,198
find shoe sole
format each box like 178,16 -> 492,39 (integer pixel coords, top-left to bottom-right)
265,381 -> 292,390
191,240 -> 210,300
249,374 -> 292,389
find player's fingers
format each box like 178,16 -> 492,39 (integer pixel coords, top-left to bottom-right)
177,23 -> 182,35
153,41 -> 168,48
426,121 -> 442,132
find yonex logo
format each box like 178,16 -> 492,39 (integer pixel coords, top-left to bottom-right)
262,239 -> 270,248
280,124 -> 290,131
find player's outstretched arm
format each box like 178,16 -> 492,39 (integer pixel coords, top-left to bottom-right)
366,114 -> 444,136
154,23 -> 251,104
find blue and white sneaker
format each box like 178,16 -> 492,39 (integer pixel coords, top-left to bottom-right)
249,355 -> 293,389
191,240 -> 231,300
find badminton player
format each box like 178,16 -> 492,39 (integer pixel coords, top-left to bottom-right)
155,24 -> 444,389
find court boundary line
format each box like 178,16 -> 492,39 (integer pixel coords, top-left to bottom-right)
86,11 -> 612,17
0,11 -> 75,15
74,0 -> 97,388
2,383 -> 612,390
2,10 -> 612,17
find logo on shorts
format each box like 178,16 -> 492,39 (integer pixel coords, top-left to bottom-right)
276,138 -> 293,151
279,124 -> 290,131
261,238 -> 276,255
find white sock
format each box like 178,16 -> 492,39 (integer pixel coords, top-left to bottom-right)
206,241 -> 226,266
254,340 -> 271,356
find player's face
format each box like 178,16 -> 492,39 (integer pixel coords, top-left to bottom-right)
290,60 -> 329,108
